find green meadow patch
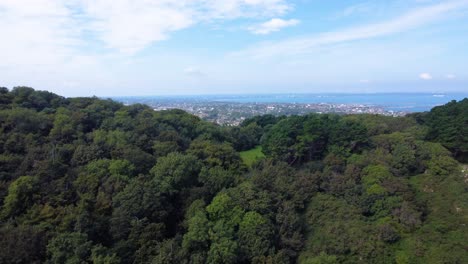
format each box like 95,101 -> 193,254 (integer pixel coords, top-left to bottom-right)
240,146 -> 266,167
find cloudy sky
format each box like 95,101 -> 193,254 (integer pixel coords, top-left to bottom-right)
1,0 -> 467,96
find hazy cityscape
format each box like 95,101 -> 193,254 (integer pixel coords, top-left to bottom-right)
114,96 -> 406,125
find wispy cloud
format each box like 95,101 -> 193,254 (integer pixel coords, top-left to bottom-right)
332,2 -> 374,19
248,18 -> 299,35
1,0 -> 467,95
199,0 -> 291,19
234,0 -> 468,59
0,0 -> 81,66
0,0 -> 293,61
446,74 -> 456,79
419,73 -> 433,80
79,0 -> 292,54
184,67 -> 204,77
80,1 -> 194,54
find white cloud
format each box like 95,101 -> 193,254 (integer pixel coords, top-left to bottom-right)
234,0 -> 468,58
446,74 -> 456,79
200,0 -> 291,19
74,0 -> 293,54
248,18 -> 299,34
0,0 -> 295,94
184,67 -> 204,76
419,73 -> 433,80
0,0 -> 81,66
79,1 -> 194,54
78,0 -> 291,53
332,2 -> 373,19
0,0 -> 293,63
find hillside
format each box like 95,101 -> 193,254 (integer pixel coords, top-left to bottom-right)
0,87 -> 466,263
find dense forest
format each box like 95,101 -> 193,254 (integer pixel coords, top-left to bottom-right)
0,87 -> 467,264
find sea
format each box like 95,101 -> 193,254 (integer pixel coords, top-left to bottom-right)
113,92 -> 468,113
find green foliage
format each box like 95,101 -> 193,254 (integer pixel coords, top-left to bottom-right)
241,114 -> 283,129
262,116 -> 306,163
46,232 -> 93,264
91,245 -> 121,264
188,139 -> 242,170
0,88 -> 466,263
199,166 -> 237,195
207,238 -> 238,264
0,224 -> 47,263
10,86 -> 66,111
362,165 -> 392,195
238,211 -> 274,259
427,156 -> 458,177
183,207 -> 209,252
418,99 -> 468,161
49,107 -> 81,142
1,176 -> 38,219
300,252 -> 338,264
0,107 -> 52,134
150,152 -> 201,193
262,114 -> 368,165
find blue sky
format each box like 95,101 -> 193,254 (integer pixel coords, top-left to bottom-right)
1,0 -> 467,96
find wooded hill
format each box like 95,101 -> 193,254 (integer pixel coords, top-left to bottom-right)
0,87 -> 466,263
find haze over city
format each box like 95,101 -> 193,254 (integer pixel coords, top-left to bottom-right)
1,0 -> 468,96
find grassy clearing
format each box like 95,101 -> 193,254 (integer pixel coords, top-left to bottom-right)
240,146 -> 266,167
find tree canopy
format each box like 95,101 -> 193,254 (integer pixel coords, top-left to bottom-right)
0,87 -> 466,263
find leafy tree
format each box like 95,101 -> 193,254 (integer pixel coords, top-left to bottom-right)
0,87 -> 13,109
91,245 -> 121,264
10,86 -> 66,111
300,252 -> 338,264
188,139 -> 242,170
183,206 -> 210,252
238,211 -> 274,260
0,224 -> 47,263
207,238 -> 238,264
49,107 -> 81,142
111,177 -> 167,237
46,232 -> 93,264
0,107 -> 52,135
1,176 -> 38,219
361,165 -> 393,195
423,99 -> 468,161
198,166 -> 237,195
427,156 -> 458,177
261,116 -> 305,163
150,152 -> 201,194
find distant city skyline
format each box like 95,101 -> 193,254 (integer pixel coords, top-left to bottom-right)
1,0 -> 468,96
